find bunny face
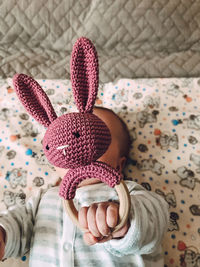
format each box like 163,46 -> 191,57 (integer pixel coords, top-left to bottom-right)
43,112 -> 111,168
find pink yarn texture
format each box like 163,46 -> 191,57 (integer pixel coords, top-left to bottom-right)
59,161 -> 121,200
13,37 -> 122,200
71,37 -> 99,114
13,74 -> 57,128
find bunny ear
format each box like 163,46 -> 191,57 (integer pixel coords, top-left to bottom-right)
70,37 -> 99,113
13,74 -> 57,128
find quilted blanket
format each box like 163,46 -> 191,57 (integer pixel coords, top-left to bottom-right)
1,0 -> 200,82
0,77 -> 200,267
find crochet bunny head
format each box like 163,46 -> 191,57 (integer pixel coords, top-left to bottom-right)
13,37 -> 111,170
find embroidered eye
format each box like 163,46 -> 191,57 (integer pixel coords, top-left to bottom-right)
46,144 -> 50,150
73,132 -> 80,138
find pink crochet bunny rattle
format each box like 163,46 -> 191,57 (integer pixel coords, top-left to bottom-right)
13,37 -> 130,232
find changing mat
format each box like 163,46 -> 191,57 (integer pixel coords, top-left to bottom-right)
0,77 -> 200,267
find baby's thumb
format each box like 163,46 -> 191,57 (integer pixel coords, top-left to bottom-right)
83,232 -> 98,246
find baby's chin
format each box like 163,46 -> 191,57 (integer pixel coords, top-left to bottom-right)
78,178 -> 102,187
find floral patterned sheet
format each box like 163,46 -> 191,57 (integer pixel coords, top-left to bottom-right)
0,77 -> 200,267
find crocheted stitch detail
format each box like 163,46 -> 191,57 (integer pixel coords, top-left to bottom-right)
59,161 -> 122,200
13,73 -> 57,127
71,37 -> 99,114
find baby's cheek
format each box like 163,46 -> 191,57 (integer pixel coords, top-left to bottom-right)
98,153 -> 117,168
98,146 -> 120,169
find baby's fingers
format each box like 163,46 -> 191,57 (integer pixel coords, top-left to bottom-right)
96,203 -> 110,236
87,204 -> 102,238
111,221 -> 130,239
106,202 -> 119,228
78,206 -> 89,230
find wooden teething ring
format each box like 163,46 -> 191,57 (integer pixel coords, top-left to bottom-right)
63,180 -> 131,233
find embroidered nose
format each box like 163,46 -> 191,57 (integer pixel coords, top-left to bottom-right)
57,145 -> 70,150
57,145 -> 70,156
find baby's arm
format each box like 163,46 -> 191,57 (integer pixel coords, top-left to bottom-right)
0,189 -> 44,260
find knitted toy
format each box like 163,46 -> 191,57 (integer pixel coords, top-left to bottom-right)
13,37 -> 130,232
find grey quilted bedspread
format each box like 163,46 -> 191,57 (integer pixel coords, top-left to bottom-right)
1,0 -> 200,82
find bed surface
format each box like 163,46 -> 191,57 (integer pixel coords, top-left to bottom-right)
0,77 -> 200,267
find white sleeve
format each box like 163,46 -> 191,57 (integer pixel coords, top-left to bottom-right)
104,182 -> 169,257
0,189 -> 45,259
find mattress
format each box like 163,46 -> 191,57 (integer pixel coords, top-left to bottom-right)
0,77 -> 200,267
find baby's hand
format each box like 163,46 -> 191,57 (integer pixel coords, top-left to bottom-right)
78,202 -> 130,246
0,226 -> 6,260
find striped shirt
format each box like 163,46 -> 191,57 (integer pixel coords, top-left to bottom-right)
0,181 -> 169,267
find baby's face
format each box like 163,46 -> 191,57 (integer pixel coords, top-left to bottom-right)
55,108 -> 124,186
